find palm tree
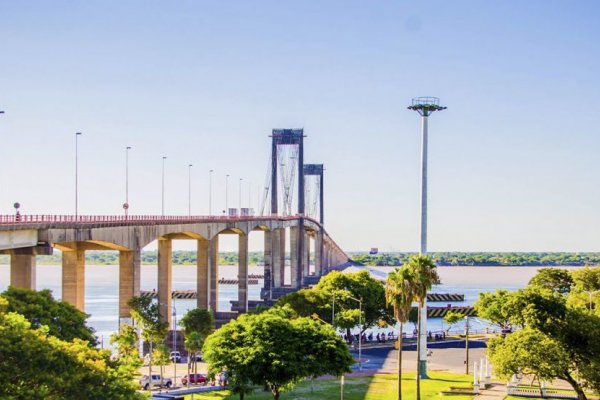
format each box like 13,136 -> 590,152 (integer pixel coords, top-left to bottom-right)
408,254 -> 440,400
385,265 -> 416,400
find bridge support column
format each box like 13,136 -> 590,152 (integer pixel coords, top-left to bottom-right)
272,229 -> 284,288
303,232 -> 310,281
238,233 -> 248,313
158,238 -> 172,325
62,247 -> 85,311
10,249 -> 36,290
119,248 -> 141,323
262,231 -> 272,300
197,239 -> 209,309
315,232 -> 323,277
209,235 -> 219,312
290,226 -> 300,288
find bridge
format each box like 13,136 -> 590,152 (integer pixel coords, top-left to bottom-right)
0,128 -> 350,326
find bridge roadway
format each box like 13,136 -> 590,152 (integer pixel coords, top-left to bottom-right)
0,214 -> 349,325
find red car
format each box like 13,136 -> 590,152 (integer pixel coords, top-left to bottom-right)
181,373 -> 207,386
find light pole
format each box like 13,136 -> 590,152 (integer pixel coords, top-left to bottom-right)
75,132 -> 82,218
188,164 -> 193,216
585,290 -> 600,311
347,295 -> 362,371
408,97 -> 446,378
464,315 -> 470,374
161,156 -> 167,216
172,305 -> 177,388
124,146 -> 131,216
239,178 -> 243,213
225,174 -> 230,215
209,169 -> 214,215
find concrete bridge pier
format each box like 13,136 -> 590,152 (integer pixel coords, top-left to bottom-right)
262,230 -> 273,300
290,226 -> 299,288
209,236 -> 219,312
9,248 -> 37,290
238,233 -> 248,312
158,238 -> 173,325
62,246 -> 86,311
272,228 -> 285,288
303,232 -> 310,279
197,239 -> 209,309
119,248 -> 141,322
315,232 -> 323,276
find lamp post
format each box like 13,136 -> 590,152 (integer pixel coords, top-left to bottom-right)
124,146 -> 131,216
239,178 -> 243,213
464,315 -> 470,374
585,290 -> 600,311
347,295 -> 362,371
225,174 -> 230,215
209,169 -> 214,215
161,156 -> 167,216
408,97 -> 446,378
173,305 -> 177,388
75,132 -> 82,218
188,164 -> 193,216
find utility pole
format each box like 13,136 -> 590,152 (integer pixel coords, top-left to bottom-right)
161,156 -> 167,216
225,174 -> 230,214
124,146 -> 131,216
188,164 -> 193,216
209,169 -> 214,215
465,316 -> 470,374
408,97 -> 446,378
75,132 -> 82,218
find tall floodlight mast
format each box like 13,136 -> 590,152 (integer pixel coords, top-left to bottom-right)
407,96 -> 446,378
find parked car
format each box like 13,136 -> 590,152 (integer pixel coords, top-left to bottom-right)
170,351 -> 181,363
191,352 -> 203,361
139,374 -> 172,390
181,373 -> 207,386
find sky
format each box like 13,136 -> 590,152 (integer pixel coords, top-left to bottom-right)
1,1 -> 600,252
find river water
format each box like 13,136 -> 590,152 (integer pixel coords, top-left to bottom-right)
0,264 -> 573,342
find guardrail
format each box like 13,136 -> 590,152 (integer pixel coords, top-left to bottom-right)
0,214 -> 319,225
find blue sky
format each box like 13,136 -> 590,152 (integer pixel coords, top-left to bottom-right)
1,1 -> 599,252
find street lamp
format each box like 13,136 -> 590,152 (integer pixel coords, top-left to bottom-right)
75,132 -> 82,218
209,169 -> 214,215
239,178 -> 243,214
124,146 -> 131,216
585,290 -> 600,311
161,156 -> 167,216
347,295 -> 363,371
172,305 -> 177,388
225,174 -> 230,215
464,315 -> 470,374
188,164 -> 193,217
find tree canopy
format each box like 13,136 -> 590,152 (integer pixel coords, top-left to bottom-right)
528,268 -> 573,295
0,297 -> 143,399
202,305 -> 353,400
2,286 -> 97,345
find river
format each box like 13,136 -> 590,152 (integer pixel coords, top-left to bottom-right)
0,264 -> 576,343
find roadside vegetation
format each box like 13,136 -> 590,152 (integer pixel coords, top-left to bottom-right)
476,266 -> 600,400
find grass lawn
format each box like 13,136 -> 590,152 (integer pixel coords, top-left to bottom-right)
184,371 -> 473,400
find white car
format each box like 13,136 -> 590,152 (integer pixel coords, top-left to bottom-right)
139,374 -> 172,390
170,351 -> 181,362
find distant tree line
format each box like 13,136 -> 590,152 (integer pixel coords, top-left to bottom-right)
350,252 -> 600,267
1,251 -> 599,267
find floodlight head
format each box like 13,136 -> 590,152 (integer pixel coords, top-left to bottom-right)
407,97 -> 447,116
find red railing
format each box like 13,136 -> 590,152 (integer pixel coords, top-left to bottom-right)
0,214 -> 320,225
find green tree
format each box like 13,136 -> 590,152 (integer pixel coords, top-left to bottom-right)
276,288 -> 330,323
202,306 -> 353,400
185,331 -> 204,378
153,344 -> 172,387
110,324 -> 142,369
474,289 -> 513,330
314,270 -> 394,337
0,297 -> 143,399
407,254 -> 440,400
180,308 -> 214,380
127,296 -> 168,387
569,266 -> 600,315
2,286 -> 97,345
385,265 -> 416,400
443,311 -> 464,335
489,328 -> 574,398
528,268 -> 573,295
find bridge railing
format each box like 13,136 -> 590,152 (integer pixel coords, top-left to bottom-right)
0,214 -> 321,225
